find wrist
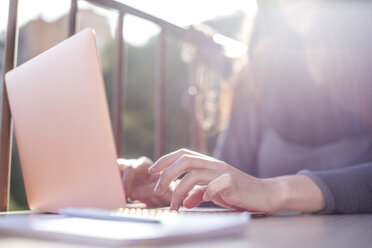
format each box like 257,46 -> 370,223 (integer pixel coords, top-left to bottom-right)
263,177 -> 289,214
271,176 -> 294,213
272,175 -> 326,213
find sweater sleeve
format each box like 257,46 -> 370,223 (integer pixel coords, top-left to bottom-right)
298,162 -> 372,214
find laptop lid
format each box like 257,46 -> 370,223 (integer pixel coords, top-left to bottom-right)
5,28 -> 126,213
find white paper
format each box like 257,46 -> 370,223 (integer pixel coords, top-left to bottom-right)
0,212 -> 250,246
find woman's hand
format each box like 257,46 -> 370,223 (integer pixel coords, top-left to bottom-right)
148,149 -> 282,213
148,149 -> 326,214
118,156 -> 172,207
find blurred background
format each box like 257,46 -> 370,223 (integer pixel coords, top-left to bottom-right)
0,0 -> 256,210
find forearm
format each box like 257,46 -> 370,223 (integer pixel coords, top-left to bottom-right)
269,175 -> 326,213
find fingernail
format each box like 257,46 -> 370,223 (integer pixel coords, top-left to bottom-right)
170,201 -> 179,211
203,192 -> 210,201
148,165 -> 157,174
154,182 -> 163,194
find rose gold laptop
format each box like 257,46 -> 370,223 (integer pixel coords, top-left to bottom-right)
5,28 -> 126,213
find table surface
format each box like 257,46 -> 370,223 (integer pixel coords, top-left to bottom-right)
0,212 -> 371,248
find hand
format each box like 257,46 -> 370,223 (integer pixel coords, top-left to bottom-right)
148,149 -> 326,214
148,149 -> 281,213
118,156 -> 172,207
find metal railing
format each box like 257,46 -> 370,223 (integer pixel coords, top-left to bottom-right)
0,0 -> 18,212
0,0 -> 238,211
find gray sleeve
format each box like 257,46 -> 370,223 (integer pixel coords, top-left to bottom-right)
298,162 -> 372,214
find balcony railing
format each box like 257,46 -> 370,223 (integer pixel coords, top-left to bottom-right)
0,0 -> 242,211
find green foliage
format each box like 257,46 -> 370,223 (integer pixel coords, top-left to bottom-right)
120,35 -> 190,159
9,196 -> 26,211
9,142 -> 28,211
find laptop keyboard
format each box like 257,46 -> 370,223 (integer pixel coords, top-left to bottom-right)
59,207 -> 243,223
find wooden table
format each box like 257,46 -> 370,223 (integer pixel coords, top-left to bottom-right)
0,213 -> 371,247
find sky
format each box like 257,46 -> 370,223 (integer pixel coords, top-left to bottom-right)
0,0 -> 257,45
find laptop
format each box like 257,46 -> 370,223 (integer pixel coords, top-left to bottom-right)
6,28 -> 126,213
2,28 -> 250,245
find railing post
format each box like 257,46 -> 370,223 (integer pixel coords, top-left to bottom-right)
155,29 -> 166,159
114,11 -> 125,157
189,56 -> 199,152
68,0 -> 78,37
189,54 -> 206,153
0,0 -> 18,212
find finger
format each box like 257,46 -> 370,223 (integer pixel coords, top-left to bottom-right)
148,148 -> 196,174
132,184 -> 171,207
122,166 -> 135,199
211,194 -> 239,209
133,157 -> 158,183
146,196 -> 166,208
154,155 -> 212,194
203,174 -> 239,209
131,183 -> 157,202
183,186 -> 206,209
117,163 -> 126,175
133,156 -> 153,169
203,174 -> 234,202
170,170 -> 212,210
119,157 -> 152,197
140,193 -> 167,208
117,158 -> 137,168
